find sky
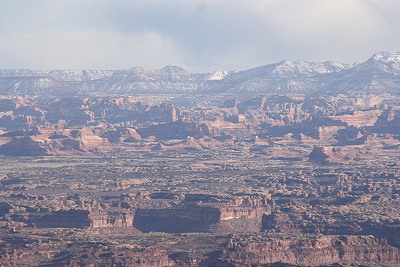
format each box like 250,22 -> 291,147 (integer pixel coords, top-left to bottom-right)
0,0 -> 400,72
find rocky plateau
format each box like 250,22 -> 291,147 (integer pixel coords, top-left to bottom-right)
0,53 -> 399,266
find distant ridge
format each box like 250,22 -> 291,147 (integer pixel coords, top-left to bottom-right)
0,52 -> 399,97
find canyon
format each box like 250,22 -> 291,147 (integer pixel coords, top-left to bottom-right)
0,52 -> 400,266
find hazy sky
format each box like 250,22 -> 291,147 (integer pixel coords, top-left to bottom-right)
1,0 -> 399,71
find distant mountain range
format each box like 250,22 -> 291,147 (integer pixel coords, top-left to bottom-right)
0,52 -> 399,97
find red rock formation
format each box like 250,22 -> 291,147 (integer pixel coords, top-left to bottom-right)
216,235 -> 400,266
0,246 -> 173,267
102,127 -> 142,143
48,127 -> 110,153
66,248 -> 174,267
134,196 -> 272,233
78,127 -> 110,150
90,209 -> 136,229
329,110 -> 382,127
15,208 -> 136,230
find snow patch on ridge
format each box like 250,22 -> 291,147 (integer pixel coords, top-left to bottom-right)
207,70 -> 229,80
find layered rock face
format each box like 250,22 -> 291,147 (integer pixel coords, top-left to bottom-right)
8,195 -> 272,234
134,196 -> 272,233
90,209 -> 135,229
61,249 -> 173,267
1,233 -> 399,266
13,208 -> 135,229
215,235 -> 400,266
0,246 -> 173,267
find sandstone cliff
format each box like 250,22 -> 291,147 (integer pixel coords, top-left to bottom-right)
215,235 -> 400,266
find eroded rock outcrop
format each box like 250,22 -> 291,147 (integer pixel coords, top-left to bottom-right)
134,196 -> 272,233
215,235 -> 400,266
12,208 -> 136,230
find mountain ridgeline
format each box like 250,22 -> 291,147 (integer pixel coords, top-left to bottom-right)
0,52 -> 399,96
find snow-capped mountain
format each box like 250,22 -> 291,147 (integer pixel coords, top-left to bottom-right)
226,60 -> 353,80
319,52 -> 400,94
0,52 -> 399,97
361,51 -> 400,75
214,60 -> 355,94
84,65 -> 204,94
